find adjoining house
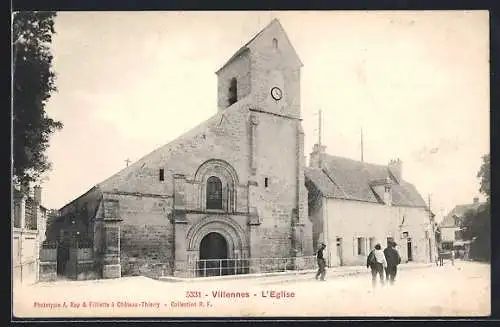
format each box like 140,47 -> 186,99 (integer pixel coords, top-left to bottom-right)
439,197 -> 484,257
12,184 -> 48,285
305,144 -> 437,267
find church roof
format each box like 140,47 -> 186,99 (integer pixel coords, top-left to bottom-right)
95,105 -> 247,195
305,154 -> 427,208
215,18 -> 303,74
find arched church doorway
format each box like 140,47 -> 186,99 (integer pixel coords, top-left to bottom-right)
198,232 -> 229,277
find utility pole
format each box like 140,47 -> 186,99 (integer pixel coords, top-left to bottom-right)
318,109 -> 322,168
125,158 -> 131,167
428,194 -> 438,262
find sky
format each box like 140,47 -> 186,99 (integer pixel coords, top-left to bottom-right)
40,11 -> 489,222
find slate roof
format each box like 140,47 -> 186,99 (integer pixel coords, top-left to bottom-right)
440,202 -> 485,228
305,154 -> 427,208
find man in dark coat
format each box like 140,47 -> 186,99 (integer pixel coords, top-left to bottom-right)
383,241 -> 401,284
315,243 -> 327,281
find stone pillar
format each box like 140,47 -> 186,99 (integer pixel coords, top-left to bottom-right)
173,174 -> 189,277
292,218 -> 306,270
102,200 -> 122,279
246,178 -> 261,273
173,222 -> 188,277
249,113 -> 259,175
17,193 -> 26,229
296,122 -> 307,224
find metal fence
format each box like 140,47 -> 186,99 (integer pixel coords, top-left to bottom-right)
189,256 -> 317,278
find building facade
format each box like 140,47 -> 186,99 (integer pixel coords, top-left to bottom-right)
46,19 -> 313,279
439,197 -> 484,252
306,144 -> 437,267
12,185 -> 48,285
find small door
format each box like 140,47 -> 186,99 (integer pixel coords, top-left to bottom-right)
336,238 -> 343,266
407,238 -> 413,262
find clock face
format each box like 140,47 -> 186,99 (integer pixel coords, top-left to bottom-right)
271,87 -> 283,101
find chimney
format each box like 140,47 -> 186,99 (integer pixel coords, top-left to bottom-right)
388,158 -> 402,183
309,143 -> 326,168
383,177 -> 392,206
34,185 -> 42,204
473,197 -> 479,204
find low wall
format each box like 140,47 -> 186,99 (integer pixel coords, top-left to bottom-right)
39,245 -> 57,282
13,229 -> 39,285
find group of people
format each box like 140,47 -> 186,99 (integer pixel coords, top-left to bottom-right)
366,241 -> 401,287
315,241 -> 402,287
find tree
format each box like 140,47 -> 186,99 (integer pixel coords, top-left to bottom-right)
13,11 -> 62,188
477,153 -> 490,203
461,205 -> 490,262
459,154 -> 491,262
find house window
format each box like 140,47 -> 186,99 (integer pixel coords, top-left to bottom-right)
206,176 -> 223,210
159,169 -> 165,181
228,78 -> 237,106
369,237 -> 376,250
264,177 -> 269,188
357,237 -> 366,255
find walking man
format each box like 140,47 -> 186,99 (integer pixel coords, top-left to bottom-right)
383,241 -> 401,285
315,243 -> 327,281
367,243 -> 387,287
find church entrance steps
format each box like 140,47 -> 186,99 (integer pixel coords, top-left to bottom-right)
157,262 -> 434,284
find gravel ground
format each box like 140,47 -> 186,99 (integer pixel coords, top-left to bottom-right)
13,260 -> 490,318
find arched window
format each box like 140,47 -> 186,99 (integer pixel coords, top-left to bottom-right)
228,78 -> 237,106
206,176 -> 223,210
272,38 -> 278,49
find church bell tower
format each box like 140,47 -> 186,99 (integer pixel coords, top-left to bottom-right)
215,18 -> 312,262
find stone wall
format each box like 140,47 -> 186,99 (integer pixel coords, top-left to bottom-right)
12,229 -> 39,285
102,193 -> 174,277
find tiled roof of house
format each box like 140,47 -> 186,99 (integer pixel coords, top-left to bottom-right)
440,202 -> 485,228
305,154 -> 427,208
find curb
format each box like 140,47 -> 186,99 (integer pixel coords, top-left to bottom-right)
157,263 -> 434,283
261,263 -> 435,285
157,269 -> 317,283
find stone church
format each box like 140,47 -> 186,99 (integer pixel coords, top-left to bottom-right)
47,18 -> 435,280
48,19 -> 314,278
